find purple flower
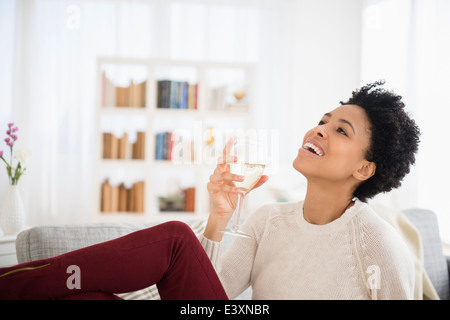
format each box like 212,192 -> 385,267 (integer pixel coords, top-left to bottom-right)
2,122 -> 27,185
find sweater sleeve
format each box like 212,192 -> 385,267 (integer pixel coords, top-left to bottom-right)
218,204 -> 271,299
198,231 -> 257,299
199,204 -> 270,299
198,234 -> 223,272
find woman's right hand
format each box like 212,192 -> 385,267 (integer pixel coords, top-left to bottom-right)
204,138 -> 268,241
207,138 -> 242,221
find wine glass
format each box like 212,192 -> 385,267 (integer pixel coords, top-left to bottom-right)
218,137 -> 267,238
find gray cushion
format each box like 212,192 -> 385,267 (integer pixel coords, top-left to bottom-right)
15,220 -> 208,300
16,222 -> 147,263
403,209 -> 450,300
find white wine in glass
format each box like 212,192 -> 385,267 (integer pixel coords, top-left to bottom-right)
218,138 -> 267,238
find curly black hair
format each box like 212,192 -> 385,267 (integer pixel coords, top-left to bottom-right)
339,80 -> 421,202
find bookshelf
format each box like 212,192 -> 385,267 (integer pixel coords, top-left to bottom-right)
93,58 -> 255,223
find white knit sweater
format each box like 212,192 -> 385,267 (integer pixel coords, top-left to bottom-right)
199,199 -> 415,300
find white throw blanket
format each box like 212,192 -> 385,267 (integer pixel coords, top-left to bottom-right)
372,204 -> 440,300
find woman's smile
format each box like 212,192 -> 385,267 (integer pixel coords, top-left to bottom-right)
302,138 -> 325,157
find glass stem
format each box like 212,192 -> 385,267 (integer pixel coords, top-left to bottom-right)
232,193 -> 245,231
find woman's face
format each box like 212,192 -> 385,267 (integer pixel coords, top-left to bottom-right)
293,104 -> 374,183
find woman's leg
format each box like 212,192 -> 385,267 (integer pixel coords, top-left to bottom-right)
0,221 -> 228,300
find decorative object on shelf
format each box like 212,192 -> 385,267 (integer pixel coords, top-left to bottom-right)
233,90 -> 246,101
0,123 -> 29,234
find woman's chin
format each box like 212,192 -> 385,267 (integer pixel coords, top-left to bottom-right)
292,155 -> 320,179
292,157 -> 304,174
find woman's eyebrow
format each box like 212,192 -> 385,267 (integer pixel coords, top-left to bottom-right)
323,112 -> 356,134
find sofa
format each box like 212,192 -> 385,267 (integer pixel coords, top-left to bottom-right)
15,209 -> 450,300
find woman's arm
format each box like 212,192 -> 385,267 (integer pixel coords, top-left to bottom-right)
201,138 -> 268,298
201,207 -> 264,299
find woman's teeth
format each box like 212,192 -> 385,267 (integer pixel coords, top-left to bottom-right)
303,142 -> 324,156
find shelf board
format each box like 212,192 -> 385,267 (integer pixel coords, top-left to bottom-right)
99,107 -> 249,118
153,160 -> 198,168
100,106 -> 147,115
93,212 -> 148,224
100,159 -> 147,167
154,108 -> 198,114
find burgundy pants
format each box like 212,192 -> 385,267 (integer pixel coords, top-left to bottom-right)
0,221 -> 228,300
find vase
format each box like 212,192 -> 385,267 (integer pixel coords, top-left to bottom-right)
0,185 -> 26,235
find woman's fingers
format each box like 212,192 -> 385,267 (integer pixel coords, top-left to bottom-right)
216,155 -> 238,166
223,137 -> 234,158
209,171 -> 244,184
208,167 -> 244,195
215,138 -> 235,168
207,182 -> 240,194
209,138 -> 270,196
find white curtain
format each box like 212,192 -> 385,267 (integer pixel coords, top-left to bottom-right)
2,0 -> 449,243
0,0 -> 297,226
361,0 -> 450,242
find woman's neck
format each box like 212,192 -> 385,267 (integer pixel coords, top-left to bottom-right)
303,181 -> 355,225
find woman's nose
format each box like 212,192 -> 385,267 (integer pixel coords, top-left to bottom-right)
314,125 -> 328,139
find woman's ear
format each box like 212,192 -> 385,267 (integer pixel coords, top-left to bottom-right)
354,161 -> 376,181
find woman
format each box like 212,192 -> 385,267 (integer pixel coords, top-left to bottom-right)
0,81 -> 419,300
202,80 -> 420,299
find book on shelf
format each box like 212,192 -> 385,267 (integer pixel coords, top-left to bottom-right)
207,85 -> 249,111
207,85 -> 227,111
103,131 -> 145,160
158,187 -> 195,213
155,131 -> 194,162
183,187 -> 195,212
101,71 -> 146,108
101,179 -> 145,213
157,80 -> 198,109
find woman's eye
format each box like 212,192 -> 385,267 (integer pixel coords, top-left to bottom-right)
337,128 -> 347,136
318,120 -> 325,125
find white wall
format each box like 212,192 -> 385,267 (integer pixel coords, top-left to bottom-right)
249,0 -> 363,208
293,0 -> 362,140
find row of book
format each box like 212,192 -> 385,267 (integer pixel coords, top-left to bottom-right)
155,132 -> 194,162
101,71 -> 147,107
101,179 -> 145,213
103,132 -> 145,160
157,80 -> 198,109
101,179 -> 195,214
